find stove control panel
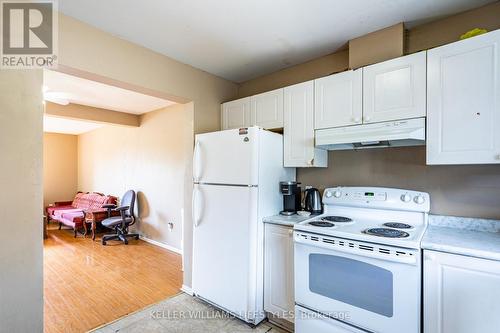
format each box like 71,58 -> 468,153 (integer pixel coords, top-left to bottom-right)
352,191 -> 387,201
324,189 -> 386,201
323,186 -> 430,212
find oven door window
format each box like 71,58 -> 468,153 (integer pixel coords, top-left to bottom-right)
309,253 -> 393,317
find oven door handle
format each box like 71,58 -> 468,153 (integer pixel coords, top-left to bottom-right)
294,234 -> 418,265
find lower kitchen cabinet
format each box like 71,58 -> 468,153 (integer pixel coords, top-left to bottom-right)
264,223 -> 294,322
424,250 -> 500,333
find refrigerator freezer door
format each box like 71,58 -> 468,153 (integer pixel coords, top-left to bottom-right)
194,127 -> 259,185
192,184 -> 262,324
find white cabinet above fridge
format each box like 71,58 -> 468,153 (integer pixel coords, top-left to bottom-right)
221,89 -> 284,130
221,97 -> 252,130
251,88 -> 284,130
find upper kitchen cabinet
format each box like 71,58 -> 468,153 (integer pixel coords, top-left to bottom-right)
363,51 -> 426,123
314,69 -> 363,129
251,88 -> 284,129
427,30 -> 500,165
284,81 -> 327,167
221,97 -> 252,130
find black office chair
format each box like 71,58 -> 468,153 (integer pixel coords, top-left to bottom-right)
101,190 -> 139,245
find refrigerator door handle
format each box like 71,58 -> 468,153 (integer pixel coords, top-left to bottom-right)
193,140 -> 202,182
192,187 -> 203,227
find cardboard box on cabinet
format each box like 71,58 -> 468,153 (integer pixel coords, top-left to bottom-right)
349,22 -> 405,69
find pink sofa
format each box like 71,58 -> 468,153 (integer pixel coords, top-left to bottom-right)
46,192 -> 118,237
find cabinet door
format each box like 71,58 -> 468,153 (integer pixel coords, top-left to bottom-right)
424,250 -> 500,333
221,97 -> 251,130
284,81 -> 327,167
264,224 -> 294,321
363,51 -> 426,123
251,88 -> 284,129
427,30 -> 500,165
314,69 -> 362,129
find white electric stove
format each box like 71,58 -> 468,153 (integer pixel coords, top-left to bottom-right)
294,186 -> 430,333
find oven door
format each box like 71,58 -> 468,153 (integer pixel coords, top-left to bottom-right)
294,231 -> 421,333
296,305 -> 366,333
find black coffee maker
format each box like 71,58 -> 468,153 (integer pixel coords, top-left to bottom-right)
280,181 -> 301,215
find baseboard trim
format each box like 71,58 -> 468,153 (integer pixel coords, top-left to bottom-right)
181,285 -> 193,296
139,236 -> 182,255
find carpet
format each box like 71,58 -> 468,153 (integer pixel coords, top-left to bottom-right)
90,292 -> 288,333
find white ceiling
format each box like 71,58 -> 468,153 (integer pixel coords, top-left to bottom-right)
44,115 -> 105,135
58,0 -> 494,82
43,69 -> 176,114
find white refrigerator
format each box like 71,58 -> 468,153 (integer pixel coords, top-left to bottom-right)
192,127 -> 295,325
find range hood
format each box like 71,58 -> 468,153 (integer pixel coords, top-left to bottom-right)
315,117 -> 425,151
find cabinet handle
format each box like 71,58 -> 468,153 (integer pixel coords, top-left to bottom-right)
352,117 -> 361,123
364,116 -> 371,122
424,252 -> 435,261
288,229 -> 293,236
193,141 -> 202,182
496,154 -> 500,160
307,158 -> 314,166
192,187 -> 203,227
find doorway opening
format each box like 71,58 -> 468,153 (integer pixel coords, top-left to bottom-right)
42,69 -> 191,332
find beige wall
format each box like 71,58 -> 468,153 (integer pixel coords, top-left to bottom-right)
237,2 -> 500,220
56,13 -> 238,289
407,1 -> 500,53
57,14 -> 238,134
78,103 -> 193,252
43,133 -> 78,208
238,50 -> 348,98
0,70 -> 44,332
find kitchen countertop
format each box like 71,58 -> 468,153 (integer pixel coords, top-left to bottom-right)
422,215 -> 500,261
263,214 -> 311,227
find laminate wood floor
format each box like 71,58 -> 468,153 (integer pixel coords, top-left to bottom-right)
44,223 -> 182,333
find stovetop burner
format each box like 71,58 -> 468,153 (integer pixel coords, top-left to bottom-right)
321,216 -> 353,223
383,222 -> 413,229
364,228 -> 410,238
308,221 -> 335,227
